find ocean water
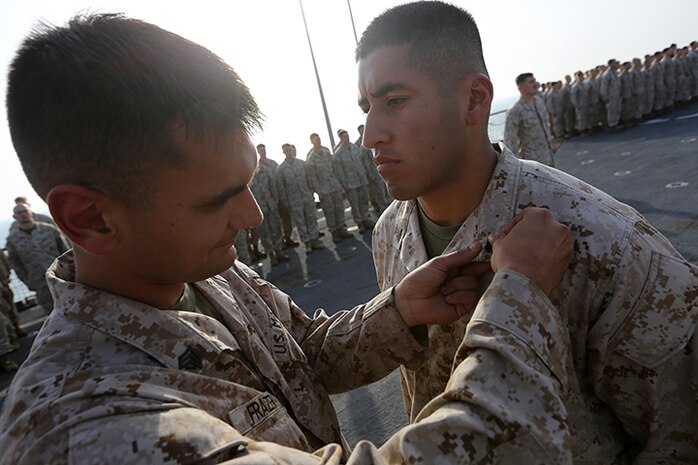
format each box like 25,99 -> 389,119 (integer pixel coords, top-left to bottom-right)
0,218 -> 12,247
489,94 -> 517,142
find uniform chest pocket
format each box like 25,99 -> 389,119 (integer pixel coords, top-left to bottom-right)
610,252 -> 697,369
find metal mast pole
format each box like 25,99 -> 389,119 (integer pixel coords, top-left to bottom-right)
299,0 -> 335,149
346,0 -> 359,44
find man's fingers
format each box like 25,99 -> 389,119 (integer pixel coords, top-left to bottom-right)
431,242 -> 483,271
443,290 -> 479,311
440,275 -> 481,295
458,261 -> 492,276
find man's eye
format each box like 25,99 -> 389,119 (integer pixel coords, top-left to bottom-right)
387,97 -> 406,107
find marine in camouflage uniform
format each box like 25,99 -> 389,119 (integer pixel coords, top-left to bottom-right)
600,60 -> 621,129
356,129 -> 391,215
631,57 -> 647,117
662,49 -> 677,108
585,69 -> 603,130
305,135 -> 349,241
570,71 -> 589,133
276,144 -> 323,251
643,56 -> 656,117
334,130 -> 373,233
372,144 -> 698,464
257,144 -> 297,248
688,41 -> 698,98
5,204 -> 70,312
0,252 -> 19,371
249,162 -> 288,265
0,241 -> 576,464
9,211 -> 54,233
561,75 -> 576,136
651,51 -> 666,112
619,62 -> 635,125
675,48 -> 691,104
0,251 -> 24,337
545,81 -> 564,138
504,73 -> 554,166
233,230 -> 250,265
0,307 -> 18,371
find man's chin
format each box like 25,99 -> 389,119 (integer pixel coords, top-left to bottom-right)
386,186 -> 414,201
204,245 -> 239,278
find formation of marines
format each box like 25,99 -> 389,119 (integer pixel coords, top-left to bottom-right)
244,128 -> 391,263
542,41 -> 698,138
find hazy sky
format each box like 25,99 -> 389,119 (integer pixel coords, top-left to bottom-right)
1,0 -> 697,221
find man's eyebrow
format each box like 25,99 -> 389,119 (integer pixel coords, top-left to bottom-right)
358,82 -> 408,106
197,183 -> 248,208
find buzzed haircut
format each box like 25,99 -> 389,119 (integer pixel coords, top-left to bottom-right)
281,143 -> 291,150
515,73 -> 533,86
309,133 -> 319,140
256,144 -> 265,149
7,13 -> 261,206
355,1 -> 489,86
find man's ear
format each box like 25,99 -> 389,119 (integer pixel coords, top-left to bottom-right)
47,185 -> 119,255
463,74 -> 494,126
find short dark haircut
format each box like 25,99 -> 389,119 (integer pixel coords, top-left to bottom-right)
356,1 -> 488,86
309,133 -> 319,140
7,13 -> 261,206
515,73 -> 533,86
256,143 -> 265,149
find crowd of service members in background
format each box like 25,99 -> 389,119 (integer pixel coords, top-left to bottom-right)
1,197 -> 71,372
541,41 -> 698,138
237,125 -> 392,267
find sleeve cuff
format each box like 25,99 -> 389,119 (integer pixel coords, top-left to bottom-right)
467,270 -> 569,385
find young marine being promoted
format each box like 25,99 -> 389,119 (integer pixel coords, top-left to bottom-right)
359,2 -> 698,464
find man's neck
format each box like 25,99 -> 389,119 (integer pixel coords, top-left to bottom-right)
74,249 -> 185,309
18,221 -> 35,231
417,143 -> 499,226
522,93 -> 535,104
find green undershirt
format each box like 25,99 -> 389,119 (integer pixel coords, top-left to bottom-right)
169,283 -> 223,322
417,203 -> 463,259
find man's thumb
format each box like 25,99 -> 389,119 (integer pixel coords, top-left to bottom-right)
436,241 -> 483,268
487,231 -> 505,246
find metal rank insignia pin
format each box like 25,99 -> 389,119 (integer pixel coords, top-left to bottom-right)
178,345 -> 203,370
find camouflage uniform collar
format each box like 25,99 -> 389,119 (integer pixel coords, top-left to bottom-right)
394,144 -> 521,272
47,252 -> 243,372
